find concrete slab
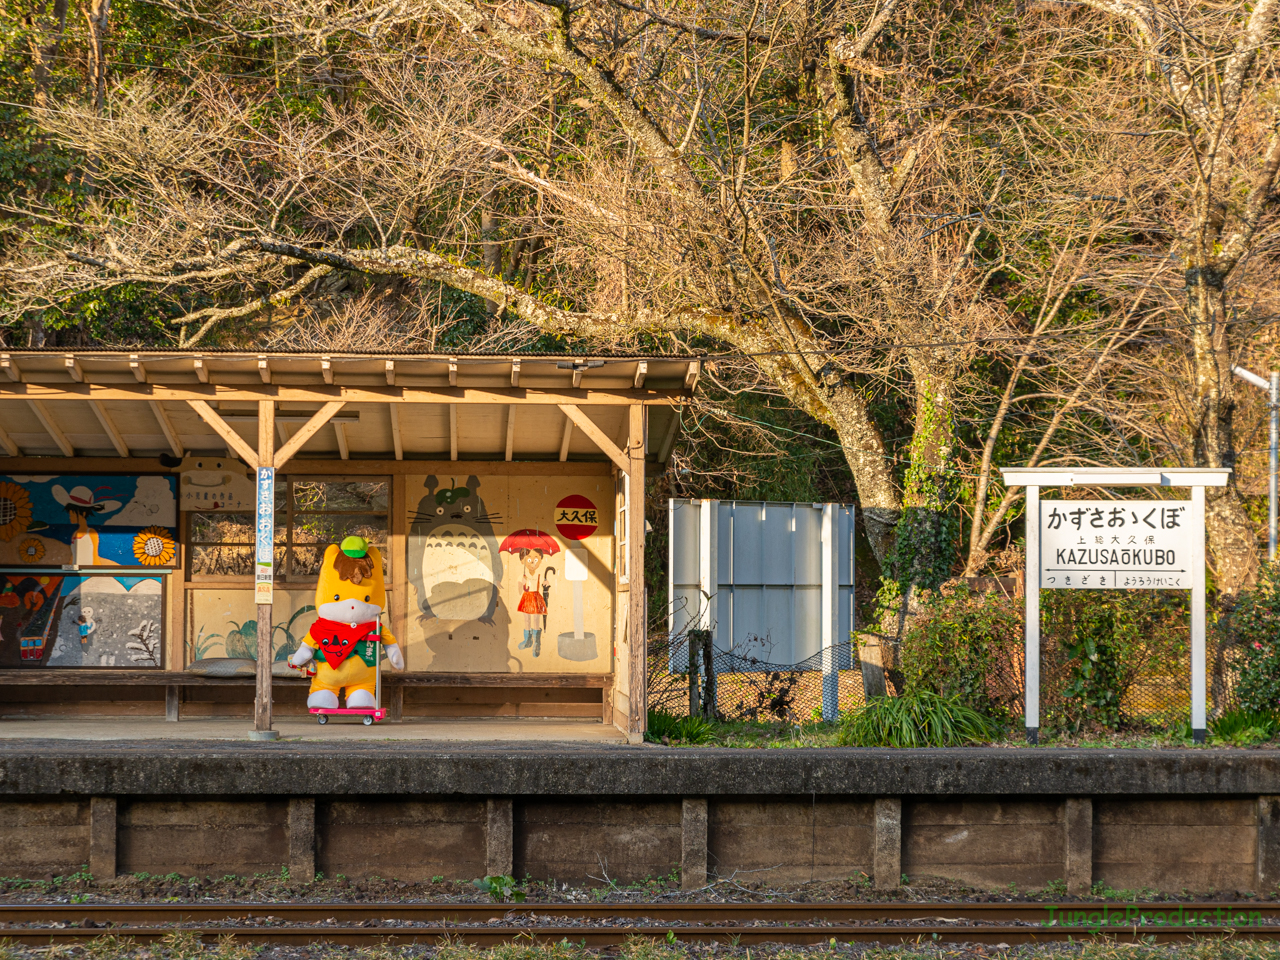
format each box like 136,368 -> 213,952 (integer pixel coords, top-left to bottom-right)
0,716 -> 628,743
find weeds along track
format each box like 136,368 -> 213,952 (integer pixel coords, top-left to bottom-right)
0,902 -> 1277,945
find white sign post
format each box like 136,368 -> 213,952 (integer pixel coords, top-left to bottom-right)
1000,468 -> 1229,744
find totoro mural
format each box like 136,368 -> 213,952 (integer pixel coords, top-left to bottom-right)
404,474 -> 615,673
407,476 -> 504,624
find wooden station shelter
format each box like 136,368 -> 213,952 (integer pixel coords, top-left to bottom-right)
0,351 -> 697,740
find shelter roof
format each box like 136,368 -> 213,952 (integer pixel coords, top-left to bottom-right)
0,351 -> 697,466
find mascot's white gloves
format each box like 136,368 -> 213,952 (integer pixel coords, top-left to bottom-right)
385,642 -> 405,670
290,644 -> 315,667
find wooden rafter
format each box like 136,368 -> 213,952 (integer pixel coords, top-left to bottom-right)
505,405 -> 516,462
335,421 -> 350,460
274,401 -> 347,469
390,405 -> 403,461
149,401 -> 184,458
28,400 -> 74,457
187,399 -> 256,467
558,405 -> 630,473
559,417 -> 573,461
89,401 -> 130,457
0,422 -> 20,457
0,383 -> 682,406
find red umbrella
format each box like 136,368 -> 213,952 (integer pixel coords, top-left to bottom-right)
499,529 -> 561,555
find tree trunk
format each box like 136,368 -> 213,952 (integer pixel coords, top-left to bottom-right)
85,0 -> 111,114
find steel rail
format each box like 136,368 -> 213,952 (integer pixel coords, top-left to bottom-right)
2,902 -> 1278,922
0,902 -> 1274,945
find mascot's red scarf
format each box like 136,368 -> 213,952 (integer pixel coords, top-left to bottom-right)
311,617 -> 379,669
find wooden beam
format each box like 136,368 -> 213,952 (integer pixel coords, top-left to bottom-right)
449,403 -> 458,461
559,417 -> 573,461
149,401 -> 184,458
505,405 -> 516,462
0,354 -> 19,382
89,401 -> 130,457
193,357 -> 208,383
274,400 -> 346,469
390,405 -> 403,461
627,403 -> 647,739
572,366 -> 584,388
258,357 -> 271,383
449,359 -> 458,386
255,400 -> 276,736
385,360 -> 396,386
558,405 -> 630,473
321,357 -> 333,384
511,360 -> 521,387
657,405 -> 682,463
335,421 -> 350,459
129,355 -> 146,382
685,360 -> 701,391
28,400 -> 74,457
0,422 -> 20,457
187,399 -> 256,467
633,361 -> 648,389
0,382 -> 686,406
65,355 -> 84,382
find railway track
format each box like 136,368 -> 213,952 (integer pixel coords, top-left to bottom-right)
0,901 -> 1276,946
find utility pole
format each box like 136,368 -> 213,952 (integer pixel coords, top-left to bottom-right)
1232,366 -> 1279,562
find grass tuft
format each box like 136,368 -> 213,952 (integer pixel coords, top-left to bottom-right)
837,690 -> 1001,747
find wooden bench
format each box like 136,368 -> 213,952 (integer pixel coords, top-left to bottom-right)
0,670 -> 611,721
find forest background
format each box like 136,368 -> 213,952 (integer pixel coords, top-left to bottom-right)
2,0 -> 1279,693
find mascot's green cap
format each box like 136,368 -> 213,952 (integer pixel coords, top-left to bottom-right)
340,535 -> 368,558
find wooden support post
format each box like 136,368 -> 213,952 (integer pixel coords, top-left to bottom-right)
388,685 -> 404,721
89,797 -> 117,881
873,798 -> 901,890
165,684 -> 180,722
1064,797 -> 1092,895
505,405 -> 516,461
288,798 -> 316,882
681,798 -> 708,890
1260,796 -> 1280,891
485,798 -> 514,878
274,400 -> 346,468
627,403 -> 646,741
449,404 -> 458,461
254,400 -> 276,738
149,401 -> 184,458
559,417 -> 573,461
187,400 -> 257,467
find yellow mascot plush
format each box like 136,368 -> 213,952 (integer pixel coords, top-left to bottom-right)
289,536 -> 404,709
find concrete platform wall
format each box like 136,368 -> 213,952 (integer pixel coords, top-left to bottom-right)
1,746 -> 1279,894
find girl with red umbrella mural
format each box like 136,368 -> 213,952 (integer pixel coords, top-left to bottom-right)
498,529 -> 559,658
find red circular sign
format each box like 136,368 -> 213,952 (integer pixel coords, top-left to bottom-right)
554,495 -> 599,540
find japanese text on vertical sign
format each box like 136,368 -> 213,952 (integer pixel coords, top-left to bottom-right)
1040,499 -> 1192,589
255,467 -> 274,604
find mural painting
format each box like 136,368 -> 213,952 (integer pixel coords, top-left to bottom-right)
0,475 -> 177,568
405,475 -> 614,673
187,588 -> 316,665
178,456 -> 255,511
0,573 -> 164,668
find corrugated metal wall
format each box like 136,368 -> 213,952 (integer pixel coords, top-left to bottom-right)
668,499 -> 855,669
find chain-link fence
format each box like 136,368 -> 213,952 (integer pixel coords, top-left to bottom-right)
648,621 -> 1244,728
648,634 -> 868,723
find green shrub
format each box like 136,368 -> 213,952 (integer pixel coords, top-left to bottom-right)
1209,708 -> 1279,746
837,690 -> 1002,747
899,584 -> 1023,720
1229,563 -> 1280,714
1041,590 -> 1187,733
645,710 -> 717,744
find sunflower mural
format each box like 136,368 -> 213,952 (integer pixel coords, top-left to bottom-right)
132,527 -> 176,566
0,482 -> 33,542
17,539 -> 45,564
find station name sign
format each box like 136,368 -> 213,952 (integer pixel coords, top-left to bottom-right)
1040,499 -> 1190,589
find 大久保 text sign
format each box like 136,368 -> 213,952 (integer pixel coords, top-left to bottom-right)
1040,499 -> 1190,589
